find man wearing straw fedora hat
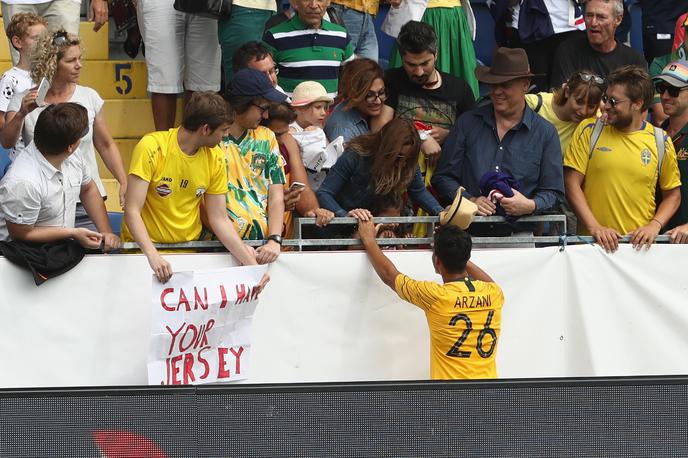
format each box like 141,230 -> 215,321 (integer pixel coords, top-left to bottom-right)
433,47 -> 564,236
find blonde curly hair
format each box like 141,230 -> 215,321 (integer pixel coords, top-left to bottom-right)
30,29 -> 82,83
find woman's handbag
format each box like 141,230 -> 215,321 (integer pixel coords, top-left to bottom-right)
173,0 -> 232,19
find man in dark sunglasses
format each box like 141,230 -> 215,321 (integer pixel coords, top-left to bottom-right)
654,61 -> 688,243
564,65 -> 681,253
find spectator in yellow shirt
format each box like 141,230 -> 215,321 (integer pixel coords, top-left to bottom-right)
123,92 -> 265,287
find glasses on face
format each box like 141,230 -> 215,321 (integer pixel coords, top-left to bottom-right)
655,82 -> 688,98
578,72 -> 604,85
252,103 -> 270,115
601,94 -> 628,108
365,89 -> 387,104
268,66 -> 279,76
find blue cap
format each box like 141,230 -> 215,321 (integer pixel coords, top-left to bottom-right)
228,68 -> 288,102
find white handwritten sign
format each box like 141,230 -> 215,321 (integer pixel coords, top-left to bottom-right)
147,265 -> 267,385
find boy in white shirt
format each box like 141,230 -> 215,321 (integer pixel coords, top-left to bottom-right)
0,12 -> 46,160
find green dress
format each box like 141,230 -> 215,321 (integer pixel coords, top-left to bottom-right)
388,2 -> 479,99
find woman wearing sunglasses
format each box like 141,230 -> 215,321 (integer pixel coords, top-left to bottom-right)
526,71 -> 605,154
1,30 -> 127,229
324,58 -> 387,144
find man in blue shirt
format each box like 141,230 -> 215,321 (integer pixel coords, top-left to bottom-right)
432,47 -> 563,230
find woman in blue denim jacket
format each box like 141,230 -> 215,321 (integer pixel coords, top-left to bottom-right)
316,118 -> 444,220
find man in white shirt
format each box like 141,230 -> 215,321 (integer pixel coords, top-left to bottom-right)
0,102 -> 119,250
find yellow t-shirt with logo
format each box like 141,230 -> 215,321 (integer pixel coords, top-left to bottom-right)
223,126 -> 286,240
120,128 -> 227,243
564,119 -> 681,235
394,274 -> 504,380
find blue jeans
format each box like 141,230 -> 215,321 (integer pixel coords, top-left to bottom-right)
330,4 -> 378,61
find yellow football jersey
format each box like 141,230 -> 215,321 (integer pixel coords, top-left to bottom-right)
395,274 -> 505,380
222,127 -> 286,240
564,119 -> 681,235
121,128 -> 228,243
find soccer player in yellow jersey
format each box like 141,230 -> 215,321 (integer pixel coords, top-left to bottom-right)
565,65 -> 681,253
123,92 -> 267,288
357,218 -> 505,379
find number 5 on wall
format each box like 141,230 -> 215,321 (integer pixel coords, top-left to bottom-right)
115,63 -> 133,95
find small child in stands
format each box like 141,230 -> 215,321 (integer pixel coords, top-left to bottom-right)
263,102 -> 334,237
289,81 -> 342,190
350,193 -> 410,249
0,13 -> 47,160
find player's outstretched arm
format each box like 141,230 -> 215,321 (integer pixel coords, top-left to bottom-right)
466,260 -> 494,283
357,218 -> 400,289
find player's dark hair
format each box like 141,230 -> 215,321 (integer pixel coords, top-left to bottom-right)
606,65 -> 653,112
232,41 -> 272,74
396,21 -> 437,56
34,102 -> 88,155
182,91 -> 234,131
433,225 -> 472,273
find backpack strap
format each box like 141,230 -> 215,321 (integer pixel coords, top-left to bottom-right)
534,93 -> 543,113
653,126 -> 666,176
588,118 -> 605,159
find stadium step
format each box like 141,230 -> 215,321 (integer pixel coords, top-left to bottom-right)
0,21 -> 108,61
101,178 -> 122,213
0,59 -> 147,99
96,138 -> 137,179
102,98 -> 183,138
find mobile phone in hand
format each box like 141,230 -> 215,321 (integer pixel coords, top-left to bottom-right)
289,181 -> 306,192
35,77 -> 50,107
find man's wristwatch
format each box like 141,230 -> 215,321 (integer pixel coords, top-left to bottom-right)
266,234 -> 283,245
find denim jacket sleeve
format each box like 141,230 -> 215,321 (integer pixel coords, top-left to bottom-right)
532,122 -> 564,212
407,167 -> 444,215
316,150 -> 358,217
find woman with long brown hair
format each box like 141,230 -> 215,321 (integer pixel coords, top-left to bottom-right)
316,117 -> 443,220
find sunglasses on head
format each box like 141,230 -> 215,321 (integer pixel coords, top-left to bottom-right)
655,82 -> 688,98
52,30 -> 68,47
601,94 -> 629,108
578,72 -> 604,85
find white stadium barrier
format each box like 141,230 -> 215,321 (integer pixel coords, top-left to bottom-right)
1,244 -> 687,388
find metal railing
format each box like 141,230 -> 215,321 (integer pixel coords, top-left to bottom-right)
119,214 -> 675,251
120,214 -> 580,250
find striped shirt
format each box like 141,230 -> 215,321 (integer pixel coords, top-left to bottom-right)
263,15 -> 354,97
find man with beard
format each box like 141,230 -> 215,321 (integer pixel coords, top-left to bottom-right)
376,20 -> 476,163
564,65 -> 681,253
653,61 -> 688,243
